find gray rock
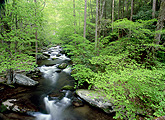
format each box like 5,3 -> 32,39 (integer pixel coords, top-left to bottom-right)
2,99 -> 36,113
14,74 -> 39,86
37,54 -> 48,60
2,99 -> 21,112
76,89 -> 115,113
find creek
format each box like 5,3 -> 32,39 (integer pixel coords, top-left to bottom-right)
28,46 -> 114,120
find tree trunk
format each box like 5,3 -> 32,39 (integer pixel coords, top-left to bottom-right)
101,0 -> 105,19
125,0 -> 129,18
95,0 -> 98,51
73,0 -> 76,34
83,0 -> 87,39
90,0 -> 93,20
130,0 -> 133,21
112,0 -> 114,32
104,0 -> 106,19
34,0 -> 37,64
154,0 -> 165,45
118,0 -> 121,19
152,0 -> 156,18
122,0 -> 124,18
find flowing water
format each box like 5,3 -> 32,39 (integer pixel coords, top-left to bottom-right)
29,46 -> 114,120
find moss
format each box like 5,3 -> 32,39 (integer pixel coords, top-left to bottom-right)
58,63 -> 67,69
61,85 -> 75,90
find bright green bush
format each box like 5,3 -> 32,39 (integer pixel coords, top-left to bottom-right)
70,19 -> 165,119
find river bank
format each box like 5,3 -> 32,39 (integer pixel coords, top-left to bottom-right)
0,45 -> 115,120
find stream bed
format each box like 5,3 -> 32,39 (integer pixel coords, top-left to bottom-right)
28,46 -> 114,120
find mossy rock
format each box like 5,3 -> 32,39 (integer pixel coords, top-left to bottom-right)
57,63 -> 67,69
52,58 -> 57,60
61,85 -> 75,90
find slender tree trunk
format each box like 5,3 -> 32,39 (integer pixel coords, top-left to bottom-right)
73,0 -> 77,47
122,0 -> 124,19
98,0 -> 101,38
152,0 -> 156,19
154,0 -> 165,45
129,0 -> 133,38
34,0 -> 38,64
95,0 -> 98,51
118,0 -> 121,39
112,0 -> 114,32
6,40 -> 14,84
90,0 -> 93,20
83,0 -> 87,39
73,0 -> 76,34
101,0 -> 105,19
104,0 -> 106,19
125,0 -> 129,18
118,0 -> 121,19
130,0 -> 133,21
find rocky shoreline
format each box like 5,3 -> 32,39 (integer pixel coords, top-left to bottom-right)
0,76 -> 39,120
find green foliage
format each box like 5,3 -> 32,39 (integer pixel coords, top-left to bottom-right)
133,5 -> 153,20
70,18 -> 165,119
0,0 -> 45,81
63,34 -> 94,64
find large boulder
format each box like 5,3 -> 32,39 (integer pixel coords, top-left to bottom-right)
76,89 -> 115,113
14,74 -> 39,86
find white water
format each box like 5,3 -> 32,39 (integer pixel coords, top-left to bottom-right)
63,67 -> 71,74
28,45 -> 113,120
39,65 -> 59,84
33,92 -> 71,120
50,54 -> 71,61
32,46 -> 72,120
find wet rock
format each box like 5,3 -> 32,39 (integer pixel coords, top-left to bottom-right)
2,99 -> 21,112
0,113 -> 35,120
0,113 -> 8,120
48,92 -> 65,100
14,74 -> 39,86
2,98 -> 38,113
55,69 -> 62,73
26,72 -> 42,79
26,68 -> 42,79
45,63 -> 56,66
72,97 -> 84,107
52,57 -> 57,60
57,63 -> 67,69
61,85 -> 75,91
37,54 -> 48,60
43,52 -> 50,57
76,89 -> 115,113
